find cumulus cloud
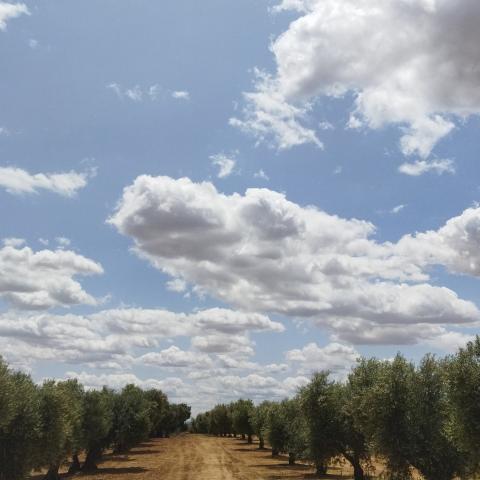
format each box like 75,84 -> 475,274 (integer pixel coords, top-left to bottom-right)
0,307 -> 283,368
0,166 -> 94,197
137,346 -> 214,369
230,69 -> 322,150
233,0 -> 480,157
286,342 -> 359,378
398,158 -> 456,176
0,2 -> 29,30
109,175 -> 480,345
0,244 -> 103,309
210,153 -> 236,178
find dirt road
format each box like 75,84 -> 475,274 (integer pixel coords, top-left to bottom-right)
38,434 -> 356,480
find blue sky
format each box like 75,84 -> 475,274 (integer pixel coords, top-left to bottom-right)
1,0 -> 480,412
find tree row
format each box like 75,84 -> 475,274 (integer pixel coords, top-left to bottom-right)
192,337 -> 480,480
0,358 -> 191,480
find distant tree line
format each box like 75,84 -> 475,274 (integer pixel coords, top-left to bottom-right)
192,337 -> 480,480
0,358 -> 191,480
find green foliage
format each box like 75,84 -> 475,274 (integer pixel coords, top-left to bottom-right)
446,336 -> 480,475
0,371 -> 40,480
81,388 -> 114,470
299,372 -> 339,473
265,401 -> 288,455
407,354 -> 464,480
250,401 -> 273,448
111,384 -> 152,453
231,399 -> 254,442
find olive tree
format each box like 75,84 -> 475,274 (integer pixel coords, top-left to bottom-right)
446,337 -> 480,476
232,399 -> 254,443
0,371 -> 40,480
250,401 -> 272,449
81,388 -> 114,471
111,384 -> 151,453
407,355 -> 464,480
299,372 -> 339,475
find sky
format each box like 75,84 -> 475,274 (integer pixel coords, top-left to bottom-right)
1,0 -> 480,414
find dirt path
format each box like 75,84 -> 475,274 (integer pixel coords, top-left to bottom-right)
35,434 -> 357,480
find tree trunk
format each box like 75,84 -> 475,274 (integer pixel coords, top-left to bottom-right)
288,452 -> 296,465
258,435 -> 264,449
353,461 -> 365,480
83,447 -> 101,471
316,463 -> 327,475
68,454 -> 81,474
344,452 -> 365,480
241,433 -> 245,440
272,448 -> 279,456
43,465 -> 60,480
247,433 -> 252,444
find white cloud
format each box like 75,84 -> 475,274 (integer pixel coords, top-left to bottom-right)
2,237 -> 25,247
230,69 -> 322,150
235,0 -> 480,156
391,204 -> 406,214
125,85 -> 143,102
0,166 -> 94,197
166,278 -> 187,293
55,236 -> 71,248
398,158 -> 456,176
210,153 -> 236,178
0,2 -> 29,30
137,346 -> 214,369
0,307 -> 283,373
172,90 -> 190,100
254,169 -> 269,181
286,342 -> 359,378
28,38 -> 38,49
109,175 -> 480,346
108,83 -> 189,102
0,244 -> 103,310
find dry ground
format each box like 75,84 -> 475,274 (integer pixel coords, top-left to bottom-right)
31,434 -> 368,480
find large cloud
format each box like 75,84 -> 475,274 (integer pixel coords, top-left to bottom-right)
0,307 -> 283,368
231,0 -> 480,158
109,175 -> 480,345
0,244 -> 103,309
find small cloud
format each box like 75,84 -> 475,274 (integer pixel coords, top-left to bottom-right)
210,153 -> 237,179
0,166 -> 95,197
0,127 -> 10,136
166,278 -> 187,293
318,121 -> 334,131
333,166 -> 342,175
390,204 -> 406,214
148,84 -> 161,100
347,115 -> 363,129
3,237 -> 25,247
124,85 -> 143,102
254,169 -> 269,181
28,38 -> 38,49
398,158 -> 455,176
0,3 -> 29,31
172,90 -> 190,100
55,236 -> 71,248
38,238 -> 49,246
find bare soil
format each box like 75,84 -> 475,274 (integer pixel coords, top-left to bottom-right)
31,434 -> 378,479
